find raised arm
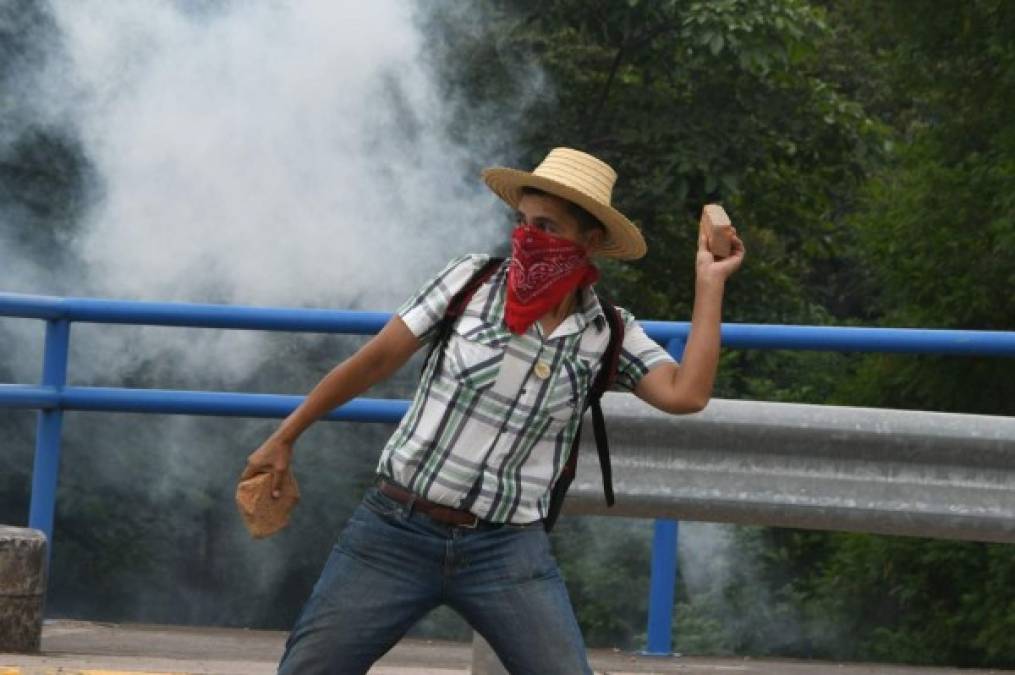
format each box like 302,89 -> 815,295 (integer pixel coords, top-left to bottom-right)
633,221 -> 745,414
241,315 -> 421,495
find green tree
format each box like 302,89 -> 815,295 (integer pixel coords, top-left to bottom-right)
835,0 -> 1015,415
790,2 -> 1015,667
420,0 -> 877,326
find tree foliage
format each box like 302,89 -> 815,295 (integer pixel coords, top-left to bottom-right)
835,0 -> 1015,416
423,0 -> 877,326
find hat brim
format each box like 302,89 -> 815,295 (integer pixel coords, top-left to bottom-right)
482,167 -> 647,260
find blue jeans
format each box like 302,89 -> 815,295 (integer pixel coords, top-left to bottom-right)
276,486 -> 592,674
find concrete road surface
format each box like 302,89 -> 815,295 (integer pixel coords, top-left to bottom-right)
1,620 -> 1012,675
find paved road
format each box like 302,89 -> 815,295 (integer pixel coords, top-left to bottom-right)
1,621 -> 1012,675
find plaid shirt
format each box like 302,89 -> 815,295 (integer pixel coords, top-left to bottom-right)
377,254 -> 674,524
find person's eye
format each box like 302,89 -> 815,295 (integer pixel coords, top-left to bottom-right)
514,212 -> 526,226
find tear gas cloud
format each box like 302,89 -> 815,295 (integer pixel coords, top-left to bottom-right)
57,0 -> 502,307
3,0 -> 514,384
1,0 -> 520,628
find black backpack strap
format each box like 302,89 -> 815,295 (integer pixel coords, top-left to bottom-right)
542,425 -> 581,532
543,295 -> 625,531
590,297 -> 624,507
421,256 -> 505,380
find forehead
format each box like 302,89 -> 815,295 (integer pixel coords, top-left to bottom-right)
517,192 -> 576,218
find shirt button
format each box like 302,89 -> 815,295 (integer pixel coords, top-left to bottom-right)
534,361 -> 551,379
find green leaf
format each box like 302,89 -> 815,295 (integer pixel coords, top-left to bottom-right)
674,178 -> 690,202
720,173 -> 740,193
710,33 -> 725,55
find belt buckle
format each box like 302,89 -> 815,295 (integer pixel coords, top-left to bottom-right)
460,513 -> 480,529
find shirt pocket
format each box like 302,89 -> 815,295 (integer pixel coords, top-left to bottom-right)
542,354 -> 593,424
446,316 -> 505,392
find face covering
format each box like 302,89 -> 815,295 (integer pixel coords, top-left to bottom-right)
505,225 -> 599,335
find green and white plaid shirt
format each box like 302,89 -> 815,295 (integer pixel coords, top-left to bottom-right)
377,254 -> 675,524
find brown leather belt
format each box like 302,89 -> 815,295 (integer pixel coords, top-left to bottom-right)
377,479 -> 481,528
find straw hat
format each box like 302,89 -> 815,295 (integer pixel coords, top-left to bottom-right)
482,147 -> 647,260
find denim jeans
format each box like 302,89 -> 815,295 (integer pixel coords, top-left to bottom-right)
276,486 -> 592,674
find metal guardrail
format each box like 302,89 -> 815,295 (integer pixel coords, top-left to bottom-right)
2,290 -> 1015,658
566,395 -> 1015,543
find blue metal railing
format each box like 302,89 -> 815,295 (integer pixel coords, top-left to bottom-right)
3,291 -> 1015,657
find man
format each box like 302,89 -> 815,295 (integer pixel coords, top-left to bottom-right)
243,147 -> 745,673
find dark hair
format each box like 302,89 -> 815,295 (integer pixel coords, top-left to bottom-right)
520,186 -> 606,234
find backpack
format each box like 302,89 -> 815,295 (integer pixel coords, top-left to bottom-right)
421,257 -> 624,531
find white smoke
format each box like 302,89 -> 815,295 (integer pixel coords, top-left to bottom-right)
0,0 -> 515,385
0,0 -> 529,628
56,0 -> 501,305
679,521 -> 735,594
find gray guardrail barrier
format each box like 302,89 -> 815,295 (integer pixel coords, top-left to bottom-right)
563,394 -> 1015,543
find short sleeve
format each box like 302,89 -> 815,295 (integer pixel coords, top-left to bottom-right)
397,254 -> 492,344
612,307 -> 676,392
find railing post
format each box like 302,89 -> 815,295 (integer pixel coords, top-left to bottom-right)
28,318 -> 70,568
645,519 -> 679,655
642,336 -> 687,657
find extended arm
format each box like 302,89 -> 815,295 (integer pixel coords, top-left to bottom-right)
634,223 -> 745,414
241,315 -> 420,494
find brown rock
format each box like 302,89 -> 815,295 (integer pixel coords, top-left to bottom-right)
701,203 -> 733,258
234,471 -> 300,539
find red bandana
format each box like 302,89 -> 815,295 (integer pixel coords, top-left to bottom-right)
505,226 -> 599,334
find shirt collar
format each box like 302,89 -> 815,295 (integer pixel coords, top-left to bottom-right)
542,286 -> 606,340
